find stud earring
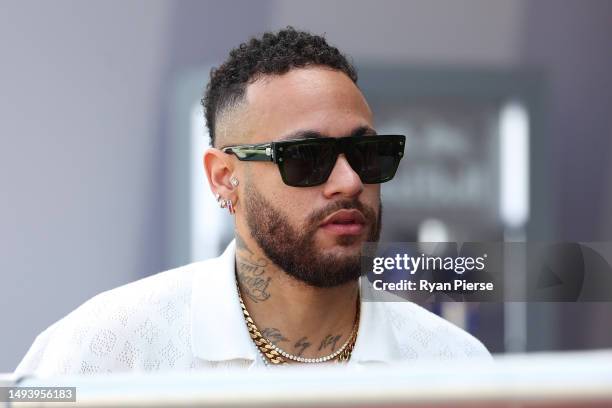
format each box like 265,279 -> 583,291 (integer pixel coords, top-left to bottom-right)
230,176 -> 239,187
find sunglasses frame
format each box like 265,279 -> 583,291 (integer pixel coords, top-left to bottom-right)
222,134 -> 405,187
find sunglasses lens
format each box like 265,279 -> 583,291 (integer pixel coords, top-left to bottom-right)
275,136 -> 404,187
347,137 -> 403,183
279,141 -> 336,187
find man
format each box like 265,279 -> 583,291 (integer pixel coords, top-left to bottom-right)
16,28 -> 490,376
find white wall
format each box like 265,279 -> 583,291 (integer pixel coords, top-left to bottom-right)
0,0 -> 171,371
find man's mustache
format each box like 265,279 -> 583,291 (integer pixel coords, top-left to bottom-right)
306,199 -> 378,229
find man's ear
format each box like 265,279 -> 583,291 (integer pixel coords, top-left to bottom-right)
203,148 -> 236,201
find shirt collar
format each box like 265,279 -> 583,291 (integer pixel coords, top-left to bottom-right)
191,239 -> 257,361
191,239 -> 402,364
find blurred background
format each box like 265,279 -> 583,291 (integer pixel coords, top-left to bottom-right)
1,0 -> 611,372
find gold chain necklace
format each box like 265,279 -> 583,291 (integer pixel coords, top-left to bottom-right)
236,281 -> 359,366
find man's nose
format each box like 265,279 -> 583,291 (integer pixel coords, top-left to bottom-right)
322,154 -> 364,198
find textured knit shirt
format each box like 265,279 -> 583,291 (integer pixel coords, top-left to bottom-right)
15,240 -> 491,377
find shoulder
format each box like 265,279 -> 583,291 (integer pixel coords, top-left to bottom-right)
382,301 -> 492,361
65,261 -> 201,335
15,262 -> 209,377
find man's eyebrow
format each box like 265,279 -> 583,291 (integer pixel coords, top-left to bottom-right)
351,126 -> 378,137
278,130 -> 326,141
278,126 -> 377,141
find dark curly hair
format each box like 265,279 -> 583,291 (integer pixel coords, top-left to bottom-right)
202,27 -> 358,147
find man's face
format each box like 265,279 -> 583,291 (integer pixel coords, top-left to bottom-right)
236,67 -> 381,287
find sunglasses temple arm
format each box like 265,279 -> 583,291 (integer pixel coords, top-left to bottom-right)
222,145 -> 274,162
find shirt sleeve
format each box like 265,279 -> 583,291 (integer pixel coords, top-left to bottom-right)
13,270 -> 195,378
14,321 -> 62,378
12,292 -> 128,378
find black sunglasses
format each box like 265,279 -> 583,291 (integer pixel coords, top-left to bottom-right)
222,135 -> 405,187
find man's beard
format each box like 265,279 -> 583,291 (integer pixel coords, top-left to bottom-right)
243,184 -> 382,288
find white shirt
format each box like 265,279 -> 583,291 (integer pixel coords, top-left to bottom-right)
15,240 -> 491,377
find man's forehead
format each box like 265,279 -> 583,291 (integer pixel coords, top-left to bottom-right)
242,67 -> 373,143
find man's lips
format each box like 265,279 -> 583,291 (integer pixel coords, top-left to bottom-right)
319,209 -> 366,236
